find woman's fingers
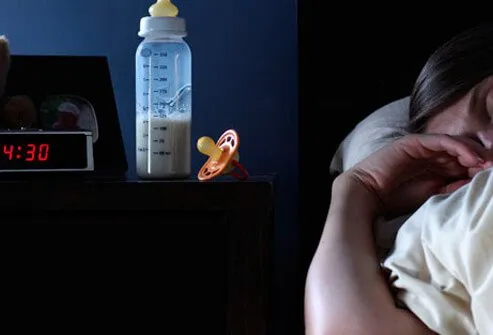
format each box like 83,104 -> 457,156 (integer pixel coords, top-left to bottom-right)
468,160 -> 493,177
396,134 -> 486,168
440,179 -> 472,194
427,135 -> 485,167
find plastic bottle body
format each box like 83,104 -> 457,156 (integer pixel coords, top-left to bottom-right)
135,33 -> 192,179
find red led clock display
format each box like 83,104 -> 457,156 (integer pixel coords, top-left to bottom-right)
0,133 -> 89,171
3,144 -> 50,162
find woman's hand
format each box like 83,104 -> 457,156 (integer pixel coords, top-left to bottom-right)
341,133 -> 493,217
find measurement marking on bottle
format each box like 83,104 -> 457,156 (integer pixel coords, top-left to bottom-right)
146,151 -> 172,156
144,64 -> 168,70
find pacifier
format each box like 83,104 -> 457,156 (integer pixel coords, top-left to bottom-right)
197,129 -> 249,181
149,0 -> 179,17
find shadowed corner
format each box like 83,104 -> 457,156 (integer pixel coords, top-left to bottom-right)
0,35 -> 10,97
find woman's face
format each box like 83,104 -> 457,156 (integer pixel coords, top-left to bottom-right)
426,75 -> 493,150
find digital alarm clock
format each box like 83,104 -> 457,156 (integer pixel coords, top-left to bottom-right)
3,55 -> 129,178
0,131 -> 94,172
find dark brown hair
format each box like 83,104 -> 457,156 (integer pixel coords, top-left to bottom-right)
408,22 -> 493,133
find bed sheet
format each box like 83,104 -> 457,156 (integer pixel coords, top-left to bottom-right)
382,167 -> 493,334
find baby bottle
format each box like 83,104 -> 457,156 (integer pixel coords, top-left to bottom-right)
135,0 -> 192,179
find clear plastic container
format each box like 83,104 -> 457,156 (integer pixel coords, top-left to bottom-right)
135,11 -> 192,179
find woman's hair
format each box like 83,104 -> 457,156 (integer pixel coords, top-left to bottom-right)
408,22 -> 493,133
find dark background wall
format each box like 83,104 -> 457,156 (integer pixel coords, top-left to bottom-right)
0,0 -> 299,334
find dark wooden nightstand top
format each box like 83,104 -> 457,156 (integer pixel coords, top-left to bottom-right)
0,174 -> 276,211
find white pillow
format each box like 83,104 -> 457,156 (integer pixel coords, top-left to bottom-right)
330,96 -> 410,173
329,96 -> 412,259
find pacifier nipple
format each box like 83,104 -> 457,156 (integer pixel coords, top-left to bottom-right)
197,136 -> 223,161
149,0 -> 179,17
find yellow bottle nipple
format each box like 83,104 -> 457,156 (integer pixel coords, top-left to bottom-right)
197,136 -> 223,161
149,0 -> 179,17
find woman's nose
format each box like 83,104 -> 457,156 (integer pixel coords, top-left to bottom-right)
477,124 -> 493,150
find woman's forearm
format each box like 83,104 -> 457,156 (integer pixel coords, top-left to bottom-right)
304,175 -> 432,335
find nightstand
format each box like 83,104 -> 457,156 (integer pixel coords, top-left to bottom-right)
5,175 -> 275,334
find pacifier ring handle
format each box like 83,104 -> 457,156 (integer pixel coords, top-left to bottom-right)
229,160 -> 249,180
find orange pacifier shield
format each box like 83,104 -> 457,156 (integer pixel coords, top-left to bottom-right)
197,129 -> 249,181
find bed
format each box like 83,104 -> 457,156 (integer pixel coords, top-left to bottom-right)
298,17 -> 492,335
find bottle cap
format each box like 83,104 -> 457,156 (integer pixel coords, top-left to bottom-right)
138,16 -> 187,37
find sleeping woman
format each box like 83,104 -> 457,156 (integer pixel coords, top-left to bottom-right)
304,22 -> 493,335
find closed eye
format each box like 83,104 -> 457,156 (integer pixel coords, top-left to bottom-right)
465,134 -> 484,146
